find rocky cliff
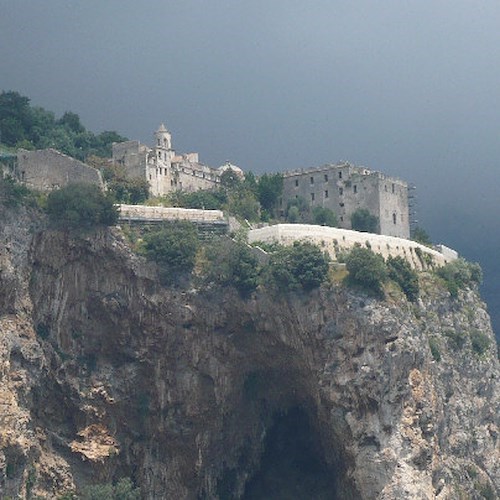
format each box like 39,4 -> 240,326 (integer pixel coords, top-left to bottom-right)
0,206 -> 498,499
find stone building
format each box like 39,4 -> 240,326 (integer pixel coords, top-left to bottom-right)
11,148 -> 103,191
112,124 -> 243,197
282,163 -> 410,238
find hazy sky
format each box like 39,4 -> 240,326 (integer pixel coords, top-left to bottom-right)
1,1 -> 500,332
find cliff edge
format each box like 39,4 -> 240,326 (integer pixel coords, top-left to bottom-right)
0,206 -> 498,499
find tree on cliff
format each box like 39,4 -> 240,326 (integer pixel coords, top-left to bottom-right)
257,173 -> 283,219
264,241 -> 330,292
344,247 -> 388,296
0,90 -> 127,159
141,221 -> 200,285
351,208 -> 379,233
202,238 -> 260,297
46,183 -> 118,228
312,206 -> 338,227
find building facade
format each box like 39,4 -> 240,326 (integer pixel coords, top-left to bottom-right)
11,148 -> 103,192
112,124 -> 242,197
282,163 -> 410,238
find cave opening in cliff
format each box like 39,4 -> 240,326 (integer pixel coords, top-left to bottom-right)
242,406 -> 342,500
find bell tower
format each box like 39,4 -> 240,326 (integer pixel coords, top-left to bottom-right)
155,123 -> 172,151
153,123 -> 175,166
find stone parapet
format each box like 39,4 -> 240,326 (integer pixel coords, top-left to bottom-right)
117,204 -> 225,223
248,224 -> 457,270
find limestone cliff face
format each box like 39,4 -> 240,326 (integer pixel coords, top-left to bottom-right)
0,207 -> 498,499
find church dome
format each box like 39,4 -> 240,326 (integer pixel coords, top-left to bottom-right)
218,161 -> 244,178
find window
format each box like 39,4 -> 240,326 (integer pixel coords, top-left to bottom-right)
295,179 -> 299,187
393,213 -> 397,224
340,216 -> 344,222
157,139 -> 160,146
353,185 -> 357,194
339,187 -> 343,195
324,174 -> 328,182
338,171 -> 342,179
392,183 -> 395,193
325,190 -> 329,198
158,151 -> 161,158
310,176 -> 314,185
384,184 -> 387,192
311,193 -> 315,201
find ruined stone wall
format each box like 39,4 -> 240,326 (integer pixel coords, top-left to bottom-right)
16,149 -> 103,191
173,162 -> 219,192
282,164 -> 410,238
112,141 -> 149,179
248,224 -> 454,270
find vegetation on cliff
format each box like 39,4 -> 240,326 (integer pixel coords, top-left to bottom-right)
46,183 -> 118,229
0,201 -> 497,499
0,90 -> 127,160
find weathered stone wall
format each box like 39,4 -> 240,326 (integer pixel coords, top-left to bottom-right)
376,175 -> 409,238
282,164 -> 410,238
112,141 -> 149,179
248,224 -> 454,269
15,149 -> 103,191
117,204 -> 225,222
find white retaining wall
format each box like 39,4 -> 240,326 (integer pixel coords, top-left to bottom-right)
118,204 -> 224,223
248,224 -> 457,270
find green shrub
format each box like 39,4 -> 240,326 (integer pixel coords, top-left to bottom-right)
35,322 -> 50,339
257,173 -> 283,216
141,222 -> 200,285
412,227 -> 432,245
169,188 -> 226,210
202,239 -> 259,297
264,241 -> 330,292
436,259 -> 483,297
470,330 -> 491,356
81,477 -> 140,500
344,247 -> 388,296
285,196 -> 310,223
350,208 -> 378,233
0,175 -> 33,207
225,190 -> 260,221
46,183 -> 118,229
474,480 -> 496,500
57,493 -> 77,500
312,206 -> 338,227
107,177 -> 149,204
444,329 -> 466,351
386,256 -> 419,301
429,337 -> 441,362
